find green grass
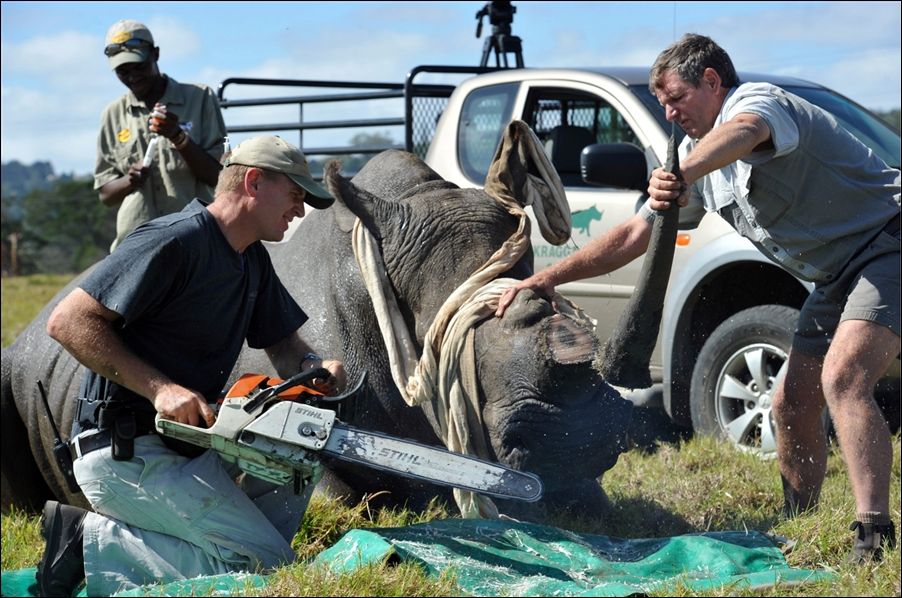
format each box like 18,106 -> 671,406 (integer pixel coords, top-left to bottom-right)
0,505 -> 42,570
1,273 -> 75,348
2,274 -> 900,595
3,442 -> 899,595
603,436 -> 901,596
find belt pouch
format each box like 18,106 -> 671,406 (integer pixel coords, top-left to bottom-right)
111,411 -> 136,461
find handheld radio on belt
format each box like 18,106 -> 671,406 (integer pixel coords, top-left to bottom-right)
37,379 -> 80,493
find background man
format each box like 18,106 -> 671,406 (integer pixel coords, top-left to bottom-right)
39,136 -> 344,596
95,19 -> 227,251
497,33 -> 900,563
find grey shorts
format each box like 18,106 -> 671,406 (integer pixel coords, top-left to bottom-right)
794,221 -> 901,356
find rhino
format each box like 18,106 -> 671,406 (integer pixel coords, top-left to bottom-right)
1,121 -> 633,522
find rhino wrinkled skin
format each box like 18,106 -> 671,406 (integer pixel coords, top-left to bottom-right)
1,132 -> 631,522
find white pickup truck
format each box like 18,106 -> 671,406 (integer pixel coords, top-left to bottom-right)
218,65 -> 901,455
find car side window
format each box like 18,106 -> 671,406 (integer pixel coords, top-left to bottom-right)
525,88 -> 641,186
457,82 -> 519,183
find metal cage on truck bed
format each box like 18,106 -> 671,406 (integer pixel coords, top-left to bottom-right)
217,66 -> 512,176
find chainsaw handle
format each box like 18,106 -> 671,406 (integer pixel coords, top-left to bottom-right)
314,371 -> 368,404
271,367 -> 330,395
242,367 -> 330,413
241,368 -> 368,414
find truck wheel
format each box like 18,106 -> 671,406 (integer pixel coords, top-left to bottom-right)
690,304 -> 800,457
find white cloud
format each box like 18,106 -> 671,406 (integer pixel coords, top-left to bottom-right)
532,2 -> 901,111
805,47 -> 902,111
1,31 -> 109,91
671,2 -> 901,108
1,1 -> 898,175
144,16 -> 202,64
0,82 -> 99,173
0,29 -> 119,173
199,25 -> 453,149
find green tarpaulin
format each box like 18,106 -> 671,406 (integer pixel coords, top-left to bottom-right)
2,518 -> 833,596
313,518 -> 834,596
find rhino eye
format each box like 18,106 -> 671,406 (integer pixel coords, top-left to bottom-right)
545,314 -> 597,365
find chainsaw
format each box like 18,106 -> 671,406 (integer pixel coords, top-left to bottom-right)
155,368 -> 543,502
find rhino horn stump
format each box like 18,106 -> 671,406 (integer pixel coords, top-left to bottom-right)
598,124 -> 681,389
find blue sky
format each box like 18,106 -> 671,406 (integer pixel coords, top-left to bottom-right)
2,0 -> 900,175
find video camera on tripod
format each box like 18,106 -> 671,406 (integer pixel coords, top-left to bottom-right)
475,0 -> 524,68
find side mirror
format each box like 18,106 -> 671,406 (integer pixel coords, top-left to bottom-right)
580,143 -> 648,191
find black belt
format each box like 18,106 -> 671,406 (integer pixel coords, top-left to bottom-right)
69,424 -> 157,460
883,212 -> 901,236
69,429 -> 113,460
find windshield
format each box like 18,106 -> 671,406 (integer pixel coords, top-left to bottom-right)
457,83 -> 518,182
630,83 -> 901,169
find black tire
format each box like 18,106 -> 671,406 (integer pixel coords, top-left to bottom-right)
690,304 -> 799,456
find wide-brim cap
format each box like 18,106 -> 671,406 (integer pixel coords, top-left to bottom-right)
225,136 -> 334,209
105,19 -> 154,70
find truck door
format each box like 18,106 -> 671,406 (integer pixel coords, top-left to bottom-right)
519,84 -> 655,343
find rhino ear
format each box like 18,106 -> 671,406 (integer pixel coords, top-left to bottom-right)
484,120 -> 571,245
321,160 -> 357,232
323,160 -> 401,238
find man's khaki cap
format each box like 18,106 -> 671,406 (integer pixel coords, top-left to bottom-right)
105,20 -> 154,70
225,136 -> 334,209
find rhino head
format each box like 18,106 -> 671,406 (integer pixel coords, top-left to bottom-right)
313,121 -> 632,520
476,291 -> 629,519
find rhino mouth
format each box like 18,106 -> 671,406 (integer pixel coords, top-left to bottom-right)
486,382 -> 631,486
486,384 -> 628,522
472,292 -> 632,506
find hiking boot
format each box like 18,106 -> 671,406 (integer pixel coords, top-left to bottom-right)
35,500 -> 87,597
848,520 -> 896,564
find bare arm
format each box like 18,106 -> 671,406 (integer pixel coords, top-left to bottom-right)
97,143 -> 220,206
170,136 -> 222,188
648,113 -> 772,209
46,288 -> 215,426
681,113 -> 772,182
264,331 -> 347,394
496,212 -> 653,316
98,162 -> 150,207
150,104 -> 221,188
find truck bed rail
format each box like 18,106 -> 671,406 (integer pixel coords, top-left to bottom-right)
217,66 -> 519,174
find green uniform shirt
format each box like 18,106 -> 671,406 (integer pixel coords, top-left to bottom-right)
94,75 -> 227,251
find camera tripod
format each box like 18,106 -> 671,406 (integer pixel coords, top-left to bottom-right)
475,0 -> 524,68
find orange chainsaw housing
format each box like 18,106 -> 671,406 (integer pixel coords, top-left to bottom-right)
223,373 -> 326,402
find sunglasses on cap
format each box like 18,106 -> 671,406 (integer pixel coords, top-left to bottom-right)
104,38 -> 152,57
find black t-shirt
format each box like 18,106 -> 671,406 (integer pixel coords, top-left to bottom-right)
79,199 -> 306,411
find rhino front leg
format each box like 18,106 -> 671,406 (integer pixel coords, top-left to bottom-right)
1,347 -> 54,514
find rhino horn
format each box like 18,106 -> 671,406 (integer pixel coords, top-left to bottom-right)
323,159 -> 406,239
597,123 -> 681,388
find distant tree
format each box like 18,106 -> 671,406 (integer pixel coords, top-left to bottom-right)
1,160 -> 55,197
307,131 -> 399,177
1,196 -> 24,275
1,161 -> 100,275
874,109 -> 901,133
18,180 -> 115,274
347,131 -> 397,148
